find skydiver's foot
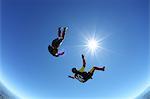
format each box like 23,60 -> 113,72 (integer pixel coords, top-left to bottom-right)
58,27 -> 62,31
64,27 -> 68,32
102,66 -> 105,71
94,66 -> 105,71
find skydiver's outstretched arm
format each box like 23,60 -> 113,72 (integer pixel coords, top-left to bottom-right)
53,52 -> 64,57
82,54 -> 86,67
68,75 -> 75,79
56,51 -> 64,57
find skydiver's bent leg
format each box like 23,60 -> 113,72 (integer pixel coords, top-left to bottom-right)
89,66 -> 105,76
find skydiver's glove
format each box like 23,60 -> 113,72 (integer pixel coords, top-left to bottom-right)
61,52 -> 65,55
68,75 -> 74,79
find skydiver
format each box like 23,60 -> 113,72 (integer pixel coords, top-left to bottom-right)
68,54 -> 105,83
48,27 -> 68,57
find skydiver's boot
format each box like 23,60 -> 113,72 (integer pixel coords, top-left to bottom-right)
64,27 -> 68,31
94,66 -> 105,71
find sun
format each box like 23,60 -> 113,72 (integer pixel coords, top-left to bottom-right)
83,34 -> 102,56
86,38 -> 99,54
78,30 -> 110,56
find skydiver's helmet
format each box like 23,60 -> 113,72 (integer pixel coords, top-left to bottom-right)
48,45 -> 53,52
72,68 -> 77,73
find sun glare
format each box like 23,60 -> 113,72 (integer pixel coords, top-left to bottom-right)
83,34 -> 102,56
87,38 -> 99,54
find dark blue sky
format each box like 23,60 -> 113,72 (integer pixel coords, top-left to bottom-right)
1,0 -> 149,99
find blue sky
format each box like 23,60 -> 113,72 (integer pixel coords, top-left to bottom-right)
1,0 -> 149,99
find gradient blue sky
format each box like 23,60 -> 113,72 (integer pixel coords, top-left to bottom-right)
1,0 -> 149,99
